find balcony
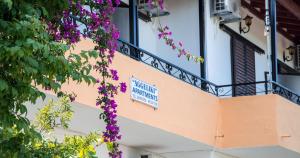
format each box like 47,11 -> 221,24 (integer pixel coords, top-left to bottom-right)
114,39 -> 300,157
31,39 -> 300,158
117,39 -> 300,105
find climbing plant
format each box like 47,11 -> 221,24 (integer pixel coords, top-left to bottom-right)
0,0 -> 124,157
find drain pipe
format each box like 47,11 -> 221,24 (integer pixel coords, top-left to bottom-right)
265,0 -> 273,93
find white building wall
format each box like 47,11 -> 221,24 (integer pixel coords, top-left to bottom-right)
115,0 -> 299,93
113,8 -> 130,42
278,75 -> 300,94
205,4 -> 271,86
140,0 -> 201,76
114,0 -> 201,76
205,0 -> 297,91
205,0 -> 232,85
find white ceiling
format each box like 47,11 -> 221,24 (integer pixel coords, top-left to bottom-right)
220,146 -> 300,158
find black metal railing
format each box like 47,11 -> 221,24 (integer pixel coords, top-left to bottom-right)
217,81 -> 270,97
117,39 -> 219,96
272,82 -> 300,105
116,39 -> 300,105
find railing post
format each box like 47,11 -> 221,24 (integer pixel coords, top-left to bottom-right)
264,81 -> 268,94
264,71 -> 269,94
270,0 -> 278,82
215,86 -> 219,96
270,81 -> 274,94
129,0 -> 140,60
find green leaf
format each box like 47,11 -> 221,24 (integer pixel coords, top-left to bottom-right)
0,79 -> 8,91
106,142 -> 114,152
11,87 -> 18,96
40,92 -> 46,100
2,0 -> 13,10
80,52 -> 89,61
24,57 -> 39,68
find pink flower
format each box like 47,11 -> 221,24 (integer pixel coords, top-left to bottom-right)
158,0 -> 164,9
179,41 -> 183,47
172,45 -> 176,50
147,0 -> 153,8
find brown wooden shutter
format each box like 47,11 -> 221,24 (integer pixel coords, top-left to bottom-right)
232,37 -> 256,96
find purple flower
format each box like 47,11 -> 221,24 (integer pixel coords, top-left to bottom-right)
120,82 -> 127,93
110,69 -> 119,81
115,0 -> 121,5
110,100 -> 118,108
96,79 -> 100,83
96,101 -> 101,106
158,33 -> 163,39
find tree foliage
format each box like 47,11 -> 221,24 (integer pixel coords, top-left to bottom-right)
0,0 -> 99,157
32,96 -> 102,158
35,96 -> 73,133
1,96 -> 103,157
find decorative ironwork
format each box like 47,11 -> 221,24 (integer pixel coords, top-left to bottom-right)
116,39 -> 300,106
165,64 -> 173,74
217,81 -> 270,97
120,43 -> 129,55
272,82 -> 300,105
192,76 -> 198,85
117,39 -> 219,95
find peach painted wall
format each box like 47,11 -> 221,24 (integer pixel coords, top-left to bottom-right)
219,94 -> 300,154
112,49 -> 221,146
219,95 -> 279,148
275,96 -> 300,153
57,39 -> 221,147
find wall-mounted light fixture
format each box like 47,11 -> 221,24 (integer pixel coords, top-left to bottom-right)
138,0 -> 170,18
239,15 -> 253,34
283,45 -> 296,62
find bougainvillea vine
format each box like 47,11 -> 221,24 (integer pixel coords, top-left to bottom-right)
48,0 -> 125,157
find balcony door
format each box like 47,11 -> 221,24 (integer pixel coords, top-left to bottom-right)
231,36 -> 256,96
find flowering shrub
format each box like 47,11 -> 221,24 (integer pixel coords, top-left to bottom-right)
48,0 -> 126,157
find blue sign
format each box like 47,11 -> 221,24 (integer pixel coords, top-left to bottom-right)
130,77 -> 158,108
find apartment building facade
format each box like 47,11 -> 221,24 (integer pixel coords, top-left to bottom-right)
27,0 -> 300,158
